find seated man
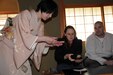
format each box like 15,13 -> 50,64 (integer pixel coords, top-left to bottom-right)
84,21 -> 113,68
54,26 -> 86,75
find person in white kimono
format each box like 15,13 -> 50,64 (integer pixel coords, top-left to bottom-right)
0,0 -> 64,75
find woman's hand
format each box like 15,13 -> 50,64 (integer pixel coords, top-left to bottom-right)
64,54 -> 75,61
38,36 -> 64,47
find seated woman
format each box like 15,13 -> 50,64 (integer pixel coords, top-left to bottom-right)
54,26 -> 86,74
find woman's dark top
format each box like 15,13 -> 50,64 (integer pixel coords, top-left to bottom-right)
55,37 -> 82,65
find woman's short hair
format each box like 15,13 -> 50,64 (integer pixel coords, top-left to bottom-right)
36,0 -> 58,17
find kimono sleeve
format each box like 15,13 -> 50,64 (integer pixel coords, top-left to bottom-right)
15,10 -> 38,50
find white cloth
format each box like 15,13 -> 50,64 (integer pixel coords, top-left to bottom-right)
85,32 -> 113,65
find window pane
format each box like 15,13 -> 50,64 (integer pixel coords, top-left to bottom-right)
76,33 -> 86,41
107,31 -> 113,34
105,15 -> 113,22
75,16 -> 84,24
75,8 -> 83,16
65,8 -> 74,16
8,14 -> 17,17
93,7 -> 101,15
105,23 -> 113,31
76,25 -> 85,33
0,15 -> 7,19
85,24 -> 94,32
66,17 -> 75,25
0,20 -> 6,25
84,8 -> 92,15
84,16 -> 93,24
93,16 -> 102,23
104,6 -> 113,14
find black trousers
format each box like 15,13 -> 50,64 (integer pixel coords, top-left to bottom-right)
83,56 -> 113,68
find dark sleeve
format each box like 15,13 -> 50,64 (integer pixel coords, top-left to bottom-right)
54,45 -> 66,64
75,39 -> 82,55
78,39 -> 82,55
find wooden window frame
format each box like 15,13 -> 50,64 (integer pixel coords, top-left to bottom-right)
59,0 -> 113,38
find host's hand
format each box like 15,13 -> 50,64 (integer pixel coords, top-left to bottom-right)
38,36 -> 64,47
50,37 -> 64,46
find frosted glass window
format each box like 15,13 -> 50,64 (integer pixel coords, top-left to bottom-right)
75,8 -> 83,16
76,25 -> 85,32
105,15 -> 113,22
93,7 -> 101,15
104,6 -> 112,14
75,16 -> 84,24
65,8 -> 74,16
76,33 -> 86,41
105,23 -> 113,31
84,16 -> 93,24
66,17 -> 75,25
65,7 -> 102,41
93,16 -> 102,22
84,8 -> 92,15
104,6 -> 113,34
65,6 -> 113,41
85,25 -> 94,32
